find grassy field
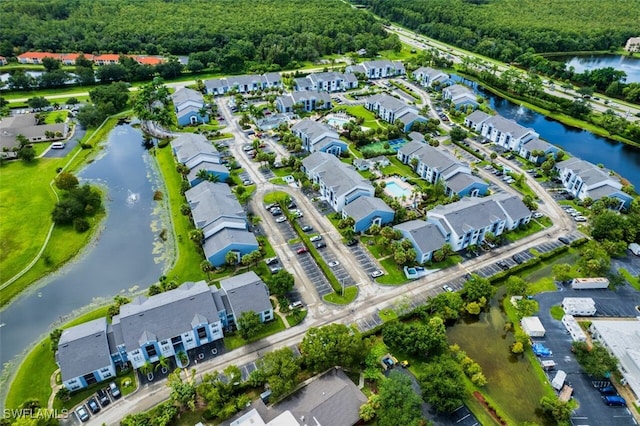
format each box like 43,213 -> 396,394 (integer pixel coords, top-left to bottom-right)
43,110 -> 69,124
335,105 -> 384,130
153,144 -> 208,283
376,257 -> 409,285
550,305 -> 564,320
223,315 -> 286,350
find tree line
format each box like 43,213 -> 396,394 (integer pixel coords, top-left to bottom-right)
356,0 -> 640,62
0,0 -> 399,74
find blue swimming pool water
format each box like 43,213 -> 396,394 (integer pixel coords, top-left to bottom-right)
385,181 -> 412,198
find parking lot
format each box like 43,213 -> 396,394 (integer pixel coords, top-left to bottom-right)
347,243 -> 379,278
534,290 -> 637,425
291,242 -> 334,298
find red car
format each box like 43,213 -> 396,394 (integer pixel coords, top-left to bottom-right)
297,247 -> 309,254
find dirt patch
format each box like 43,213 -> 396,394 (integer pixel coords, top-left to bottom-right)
473,391 -> 508,426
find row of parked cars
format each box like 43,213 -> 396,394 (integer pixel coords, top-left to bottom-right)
75,382 -> 121,422
598,385 -> 627,407
561,205 -> 587,222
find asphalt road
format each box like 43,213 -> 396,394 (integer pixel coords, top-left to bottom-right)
76,83 -> 580,425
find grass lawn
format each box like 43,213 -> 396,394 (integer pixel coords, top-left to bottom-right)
5,306 -> 111,409
223,315 -> 286,350
286,308 -> 308,327
263,190 -> 290,205
378,308 -> 398,322
0,119 -> 116,307
336,105 -> 384,130
619,268 -> 640,291
381,157 -> 419,179
270,177 -> 286,185
323,286 -> 358,304
154,145 -> 207,283
271,166 -> 294,177
377,257 -> 408,285
503,220 -> 548,243
44,110 -> 69,124
550,305 -> 564,320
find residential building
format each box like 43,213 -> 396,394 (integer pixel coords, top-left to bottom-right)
463,110 -> 491,132
171,87 -> 209,126
0,113 -> 69,150
425,193 -> 531,252
342,196 -> 395,232
16,51 -> 60,64
396,140 -> 488,197
589,319 -> 640,405
204,74 -> 271,95
110,281 -> 225,370
227,74 -> 264,93
365,93 -> 427,132
15,51 -> 165,65
394,220 -> 447,263
226,368 -> 368,426
205,78 -> 229,96
291,119 -> 346,155
625,37 -> 640,53
480,115 -> 539,151
185,181 -> 257,266
442,84 -> 478,109
412,67 -> 450,88
302,151 -> 374,212
56,318 -> 116,391
276,91 -> 332,113
353,155 -> 391,171
555,157 -> 633,210
519,137 -> 559,164
294,72 -> 358,92
171,133 -> 228,185
346,60 -> 405,79
0,56 -> 7,66
261,72 -> 283,89
220,271 -> 274,324
92,54 -> 121,65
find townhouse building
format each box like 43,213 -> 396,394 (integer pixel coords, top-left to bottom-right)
276,91 -> 332,113
346,60 -> 405,79
291,119 -> 346,156
294,72 -> 358,92
364,93 -> 427,132
171,87 -> 209,126
412,67 -> 451,88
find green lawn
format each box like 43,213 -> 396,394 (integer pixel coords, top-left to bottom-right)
263,190 -> 290,205
619,268 -> 640,291
286,309 -> 308,327
154,145 -> 208,283
360,236 -> 385,259
381,157 -> 419,179
43,110 -> 69,124
223,315 -> 286,350
335,105 -> 384,130
376,257 -> 409,285
550,305 -> 565,320
378,308 -> 398,322
503,220 -> 547,243
323,286 -> 358,304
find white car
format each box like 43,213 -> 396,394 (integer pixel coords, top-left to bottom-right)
574,216 -> 588,222
275,216 -> 287,223
442,285 -> 454,292
328,260 -> 340,267
310,235 -> 322,242
371,270 -> 384,278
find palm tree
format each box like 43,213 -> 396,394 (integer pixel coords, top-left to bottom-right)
155,355 -> 170,374
189,228 -> 204,244
200,260 -> 214,279
140,361 -> 154,381
198,106 -> 208,123
176,351 -> 189,366
196,168 -> 209,182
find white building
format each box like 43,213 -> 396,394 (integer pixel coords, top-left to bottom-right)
480,115 -> 539,151
521,316 -> 546,337
589,319 -> 640,404
346,60 -> 405,79
562,314 -> 588,342
562,298 -> 596,316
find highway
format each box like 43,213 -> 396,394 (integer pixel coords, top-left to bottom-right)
82,84 -> 578,425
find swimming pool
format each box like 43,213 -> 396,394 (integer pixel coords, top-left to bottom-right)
325,117 -> 351,128
385,181 -> 412,198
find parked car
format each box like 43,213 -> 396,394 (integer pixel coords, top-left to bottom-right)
316,242 -> 326,249
512,254 -> 523,264
310,235 -> 322,242
96,388 -> 110,407
574,216 -> 587,222
532,212 -> 543,219
602,395 -> 626,406
87,397 -> 100,414
558,236 -> 570,245
270,266 -> 283,273
345,239 -> 358,246
301,225 -> 313,232
328,260 -> 340,267
265,257 -> 278,265
289,301 -> 303,310
275,216 -> 287,223
51,142 -> 65,149
442,285 -> 453,292
599,386 -> 618,396
108,382 -> 121,399
371,270 -> 384,278
400,360 -> 410,368
496,260 -> 509,270
75,405 -> 90,422
297,247 -> 309,254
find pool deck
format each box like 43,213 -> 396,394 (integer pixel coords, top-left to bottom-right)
382,176 -> 414,205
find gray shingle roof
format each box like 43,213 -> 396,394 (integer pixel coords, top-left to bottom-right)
397,140 -> 425,157
204,78 -> 227,91
302,152 -> 373,199
483,115 -> 534,139
394,220 -> 447,255
272,368 -> 367,426
556,157 -> 615,186
56,318 -> 113,382
227,74 -> 263,88
413,144 -> 460,176
446,172 -> 484,193
428,195 -> 507,234
171,133 -> 219,164
588,183 -> 623,199
367,93 -> 410,114
493,192 -> 532,222
262,72 -> 282,85
292,119 -> 339,146
522,137 -> 555,153
185,182 -> 245,232
342,196 -> 394,222
112,281 -> 218,350
203,228 -> 258,260
465,110 -> 491,124
408,131 -> 425,142
171,87 -> 203,108
220,271 -> 272,318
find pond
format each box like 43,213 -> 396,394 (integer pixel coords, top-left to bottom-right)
447,291 -> 549,425
451,74 -> 640,189
0,124 -> 170,371
552,54 -> 640,83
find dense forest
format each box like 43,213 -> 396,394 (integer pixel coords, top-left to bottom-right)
0,0 -> 399,71
356,0 -> 640,62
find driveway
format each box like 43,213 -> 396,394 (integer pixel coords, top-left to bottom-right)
42,121 -> 86,158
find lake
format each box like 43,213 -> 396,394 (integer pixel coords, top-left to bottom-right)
0,124 -> 170,371
554,54 -> 640,83
452,75 -> 640,189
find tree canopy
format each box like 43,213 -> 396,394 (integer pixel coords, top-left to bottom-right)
377,371 -> 424,426
300,324 -> 364,372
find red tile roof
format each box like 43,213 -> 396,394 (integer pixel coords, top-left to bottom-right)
18,52 -> 61,60
134,56 -> 164,65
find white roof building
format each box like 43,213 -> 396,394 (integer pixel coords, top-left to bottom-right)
561,314 -> 587,342
561,298 -> 596,316
589,318 -> 640,405
521,316 -> 545,337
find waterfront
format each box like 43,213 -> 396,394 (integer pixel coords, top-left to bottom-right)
554,54 -> 640,83
0,124 -> 169,371
452,75 -> 640,189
